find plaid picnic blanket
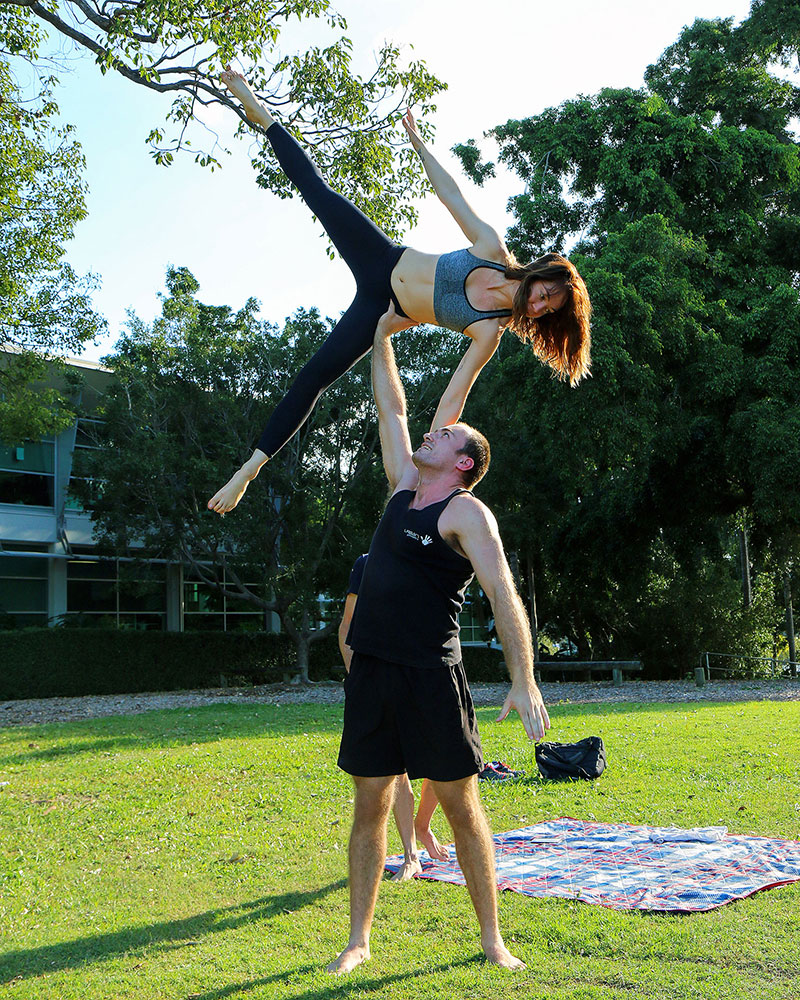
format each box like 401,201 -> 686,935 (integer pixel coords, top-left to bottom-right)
385,817 -> 800,912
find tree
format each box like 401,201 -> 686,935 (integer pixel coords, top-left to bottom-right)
454,3 -> 800,671
3,0 -> 446,239
77,268 -> 460,680
0,8 -> 105,440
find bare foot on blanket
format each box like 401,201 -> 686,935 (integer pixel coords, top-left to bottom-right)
219,67 -> 275,128
415,823 -> 449,862
483,939 -> 526,970
390,856 -> 422,882
326,943 -> 370,975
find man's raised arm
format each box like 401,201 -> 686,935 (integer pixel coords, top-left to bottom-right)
371,305 -> 417,491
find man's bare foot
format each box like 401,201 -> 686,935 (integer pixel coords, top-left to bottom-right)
219,67 -> 274,128
207,468 -> 251,514
325,943 -> 370,975
483,941 -> 526,970
415,823 -> 449,862
390,856 -> 422,882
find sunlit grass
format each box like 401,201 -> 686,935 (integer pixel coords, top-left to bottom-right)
1,700 -> 799,999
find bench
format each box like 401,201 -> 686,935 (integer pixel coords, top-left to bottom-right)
534,660 -> 643,687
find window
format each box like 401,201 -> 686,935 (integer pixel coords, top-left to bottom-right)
0,440 -> 55,507
65,559 -> 166,630
66,418 -> 105,512
0,553 -> 48,626
183,566 -> 266,632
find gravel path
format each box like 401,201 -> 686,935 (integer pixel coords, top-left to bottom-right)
1,678 -> 798,728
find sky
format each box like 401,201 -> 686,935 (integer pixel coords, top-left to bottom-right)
41,0 -> 754,361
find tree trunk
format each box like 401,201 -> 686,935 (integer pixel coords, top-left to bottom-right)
527,550 -> 539,664
739,528 -> 752,608
294,635 -> 311,684
508,550 -> 522,593
784,571 -> 797,676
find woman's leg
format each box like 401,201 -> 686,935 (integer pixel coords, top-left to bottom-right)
208,72 -> 404,513
390,774 -> 422,883
265,123 -> 400,285
414,778 -> 450,861
255,294 -> 378,458
208,294 -> 382,513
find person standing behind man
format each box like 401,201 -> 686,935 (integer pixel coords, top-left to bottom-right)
327,304 -> 550,974
339,554 -> 449,882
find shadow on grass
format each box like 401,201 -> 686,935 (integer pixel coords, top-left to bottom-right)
1,699 -> 781,767
0,702 -> 347,765
0,880 -> 347,985
187,956 -> 479,1000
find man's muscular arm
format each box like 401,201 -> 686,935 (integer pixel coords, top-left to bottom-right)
372,305 -> 418,491
449,498 -> 550,740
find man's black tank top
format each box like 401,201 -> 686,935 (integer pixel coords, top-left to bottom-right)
347,488 -> 474,669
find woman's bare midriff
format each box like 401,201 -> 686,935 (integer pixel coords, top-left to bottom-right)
390,248 -> 439,325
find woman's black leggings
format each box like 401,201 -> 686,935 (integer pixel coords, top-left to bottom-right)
256,123 -> 407,458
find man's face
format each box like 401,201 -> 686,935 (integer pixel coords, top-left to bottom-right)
413,424 -> 470,474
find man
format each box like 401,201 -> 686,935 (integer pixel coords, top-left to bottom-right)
339,554 -> 448,882
327,305 -> 550,975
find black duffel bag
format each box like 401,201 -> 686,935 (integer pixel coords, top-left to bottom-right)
534,736 -> 606,781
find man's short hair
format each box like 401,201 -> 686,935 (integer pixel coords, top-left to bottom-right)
457,425 -> 491,488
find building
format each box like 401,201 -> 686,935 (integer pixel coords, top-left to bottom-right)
1,352 -> 490,641
0,353 -> 272,633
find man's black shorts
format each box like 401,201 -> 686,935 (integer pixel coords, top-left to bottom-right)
337,652 -> 483,782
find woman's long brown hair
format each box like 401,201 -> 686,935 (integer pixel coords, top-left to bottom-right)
504,253 -> 592,386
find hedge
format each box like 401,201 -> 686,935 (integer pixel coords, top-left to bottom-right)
0,630 -> 509,700
0,629 -> 303,700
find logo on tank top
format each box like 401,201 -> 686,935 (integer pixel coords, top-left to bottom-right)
404,529 -> 433,546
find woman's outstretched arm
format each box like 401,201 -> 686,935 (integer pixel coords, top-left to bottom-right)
402,110 -> 503,252
429,330 -> 501,431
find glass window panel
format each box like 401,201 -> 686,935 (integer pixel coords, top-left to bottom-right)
68,579 -> 117,612
119,564 -> 165,583
225,593 -> 264,613
65,478 -> 104,512
67,560 -> 117,580
4,613 -> 48,627
0,557 -> 48,579
0,471 -> 54,507
225,614 -> 264,633
0,440 -> 54,474
118,582 -> 165,613
74,420 -> 104,449
183,582 -> 224,613
61,613 -> 115,629
183,614 -> 224,631
118,613 -> 165,631
0,578 -> 47,613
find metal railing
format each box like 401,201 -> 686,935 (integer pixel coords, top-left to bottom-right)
697,651 -> 798,683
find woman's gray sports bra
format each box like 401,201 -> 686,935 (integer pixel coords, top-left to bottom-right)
433,249 -> 513,333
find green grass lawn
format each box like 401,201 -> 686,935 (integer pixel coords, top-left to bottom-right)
1,699 -> 799,1000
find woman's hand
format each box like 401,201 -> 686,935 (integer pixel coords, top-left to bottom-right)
402,109 -> 425,153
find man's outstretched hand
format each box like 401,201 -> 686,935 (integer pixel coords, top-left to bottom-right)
374,301 -> 417,342
496,682 -> 551,742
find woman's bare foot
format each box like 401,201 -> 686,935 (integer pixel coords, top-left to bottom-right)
208,451 -> 267,515
390,856 -> 422,882
483,940 -> 526,970
325,943 -> 370,975
219,67 -> 275,128
207,467 -> 251,514
415,823 -> 449,862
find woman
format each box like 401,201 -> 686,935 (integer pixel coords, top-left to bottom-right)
208,69 -> 591,513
